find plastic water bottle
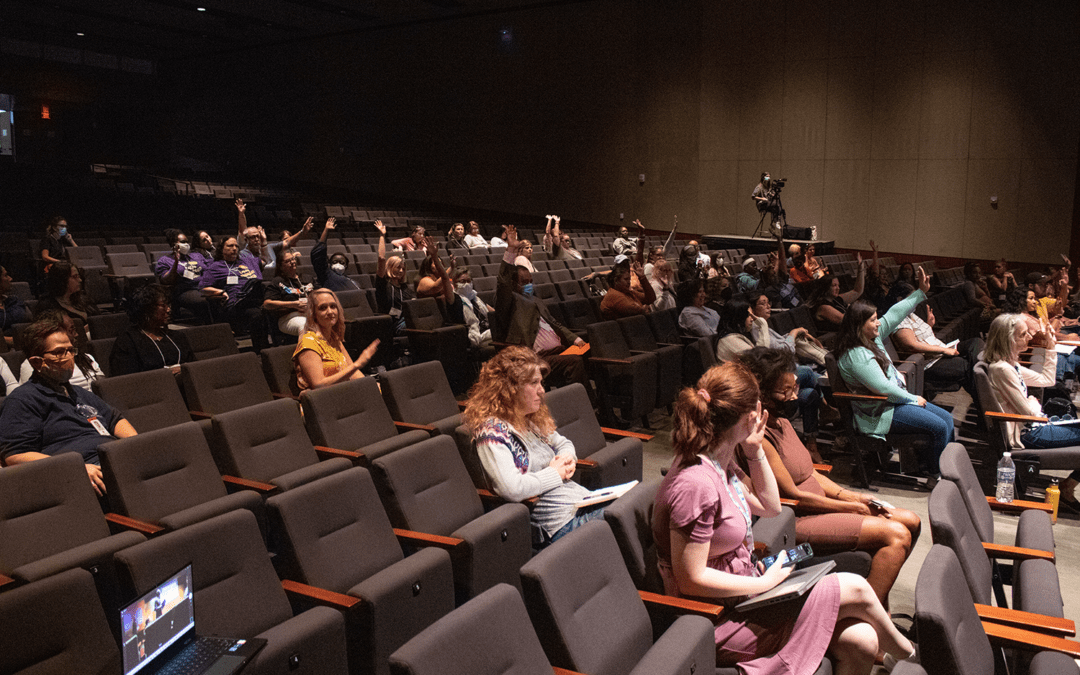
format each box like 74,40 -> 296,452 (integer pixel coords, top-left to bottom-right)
996,452 -> 1015,504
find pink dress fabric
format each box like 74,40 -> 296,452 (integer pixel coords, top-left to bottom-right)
766,420 -> 864,550
653,457 -> 839,674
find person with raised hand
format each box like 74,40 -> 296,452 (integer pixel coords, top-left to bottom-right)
374,218 -> 415,334
292,288 -> 378,392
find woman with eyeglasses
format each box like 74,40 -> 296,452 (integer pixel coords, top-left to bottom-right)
110,284 -> 194,377
17,310 -> 103,391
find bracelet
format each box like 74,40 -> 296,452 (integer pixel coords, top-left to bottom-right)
747,454 -> 768,462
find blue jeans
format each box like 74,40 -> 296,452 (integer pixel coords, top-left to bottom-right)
889,401 -> 954,474
796,365 -> 822,434
544,504 -> 607,547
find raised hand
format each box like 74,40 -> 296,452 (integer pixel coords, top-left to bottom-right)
423,235 -> 439,257
373,219 -> 386,236
323,217 -> 335,231
869,239 -> 878,251
505,224 -> 520,249
916,265 -> 930,293
234,198 -> 246,213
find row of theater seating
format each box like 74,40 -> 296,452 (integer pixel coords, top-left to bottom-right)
2,433 -> 1074,675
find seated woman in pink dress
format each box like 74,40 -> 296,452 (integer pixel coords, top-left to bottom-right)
652,362 -> 914,674
736,346 -> 921,609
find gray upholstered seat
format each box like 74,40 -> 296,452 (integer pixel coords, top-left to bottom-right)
545,382 -> 643,490
618,314 -> 684,409
266,467 -> 456,675
519,519 -> 715,675
928,479 -> 1063,620
259,344 -> 299,399
586,320 -> 657,425
915,544 -> 1080,675
174,323 -> 240,362
388,584 -> 557,675
114,510 -> 349,675
92,367 -> 194,432
301,376 -> 430,464
379,360 -> 462,436
0,453 -> 146,633
212,397 -> 353,493
99,421 -> 264,533
370,435 -> 531,602
0,568 -> 122,675
179,351 -> 273,415
939,442 -> 1054,553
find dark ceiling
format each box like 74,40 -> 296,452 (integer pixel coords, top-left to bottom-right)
2,0 -> 567,64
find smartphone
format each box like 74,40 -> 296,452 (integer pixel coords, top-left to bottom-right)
759,543 -> 814,569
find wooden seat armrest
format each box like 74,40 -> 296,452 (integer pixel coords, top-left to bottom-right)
976,604 -> 1075,637
0,573 -> 17,589
984,410 -> 1049,424
657,342 -> 681,348
982,542 -> 1055,562
812,463 -> 832,474
404,328 -> 437,336
574,458 -> 598,469
189,410 -> 212,420
393,421 -> 438,434
552,668 -> 588,675
271,392 -> 299,401
105,513 -> 165,536
779,498 -> 799,507
393,528 -> 464,552
457,400 -> 468,410
477,488 -> 538,508
221,475 -> 279,495
601,427 -> 655,441
833,391 -> 889,402
314,445 -> 364,464
638,590 -> 725,622
986,496 -> 1054,514
589,357 -> 633,365
281,579 -> 362,610
982,621 -> 1080,658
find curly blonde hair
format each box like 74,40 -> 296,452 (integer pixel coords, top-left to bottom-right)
463,346 -> 555,436
304,288 -> 346,344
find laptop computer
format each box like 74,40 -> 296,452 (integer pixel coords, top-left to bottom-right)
733,560 -> 836,612
120,564 -> 266,675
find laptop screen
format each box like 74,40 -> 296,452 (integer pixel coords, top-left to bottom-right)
121,564 -> 196,675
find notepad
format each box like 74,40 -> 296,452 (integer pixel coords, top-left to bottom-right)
575,480 -> 639,509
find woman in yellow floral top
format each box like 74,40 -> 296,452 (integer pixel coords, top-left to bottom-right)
292,288 -> 379,391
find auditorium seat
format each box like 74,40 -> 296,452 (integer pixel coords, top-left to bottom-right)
179,352 -> 273,416
92,367 -> 196,432
380,360 -> 462,436
176,323 -> 240,361
586,320 -> 656,426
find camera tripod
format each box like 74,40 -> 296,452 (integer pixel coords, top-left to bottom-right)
752,190 -> 787,239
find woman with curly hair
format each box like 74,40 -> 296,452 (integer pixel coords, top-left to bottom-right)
464,345 -> 601,549
36,261 -> 99,336
652,362 -> 914,673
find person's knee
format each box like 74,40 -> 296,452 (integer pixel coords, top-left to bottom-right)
883,520 -> 912,551
832,621 -> 878,665
838,573 -> 878,608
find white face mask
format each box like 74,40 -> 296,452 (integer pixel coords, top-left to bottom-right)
177,242 -> 191,255
331,263 -> 346,274
456,282 -> 476,300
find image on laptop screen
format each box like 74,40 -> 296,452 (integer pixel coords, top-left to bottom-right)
121,564 -> 195,675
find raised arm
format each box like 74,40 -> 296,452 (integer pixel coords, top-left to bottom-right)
870,240 -> 880,277
235,199 -> 247,239
839,253 -> 866,303
374,220 -> 388,277
423,236 -> 455,303
634,219 -> 646,266
297,340 -> 378,389
284,218 -> 314,249
774,232 -> 787,278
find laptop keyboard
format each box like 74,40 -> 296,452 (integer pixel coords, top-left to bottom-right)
156,637 -> 236,675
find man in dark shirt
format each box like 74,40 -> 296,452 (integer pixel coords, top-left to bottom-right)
0,316 -> 137,495
311,217 -> 362,292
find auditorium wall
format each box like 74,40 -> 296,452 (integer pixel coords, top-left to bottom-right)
165,0 -> 1079,263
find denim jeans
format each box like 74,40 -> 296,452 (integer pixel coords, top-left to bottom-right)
889,401 -> 954,474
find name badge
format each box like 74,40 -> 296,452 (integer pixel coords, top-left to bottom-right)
183,268 -> 197,280
88,416 -> 109,436
226,275 -> 239,285
388,307 -> 402,318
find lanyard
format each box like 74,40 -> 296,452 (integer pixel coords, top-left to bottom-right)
142,330 -> 181,368
698,454 -> 754,550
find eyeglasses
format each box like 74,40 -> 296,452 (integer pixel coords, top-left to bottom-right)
42,347 -> 77,359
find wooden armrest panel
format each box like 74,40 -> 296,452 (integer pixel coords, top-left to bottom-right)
812,463 -> 832,474
314,445 -> 364,463
457,400 -> 468,410
601,427 -> 655,441
638,590 -> 724,621
0,573 -> 16,589
403,329 -> 437,336
985,410 -> 1049,423
976,604 -> 1075,637
271,392 -> 299,401
552,668 -> 588,675
393,421 -> 437,434
477,488 -> 538,507
833,391 -> 889,402
105,513 -> 164,536
779,498 -> 799,507
189,410 -> 212,420
983,621 -> 1080,657
589,357 -> 633,365
983,542 -> 1055,562
986,496 -> 1054,514
575,458 -> 598,469
221,475 -> 278,494
281,579 -> 361,610
393,528 -> 464,551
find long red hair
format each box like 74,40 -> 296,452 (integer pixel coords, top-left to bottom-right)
671,362 -> 760,465
463,346 -> 555,436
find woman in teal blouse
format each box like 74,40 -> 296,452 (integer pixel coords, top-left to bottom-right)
834,267 -> 953,475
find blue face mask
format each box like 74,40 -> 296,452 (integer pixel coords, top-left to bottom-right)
58,227 -> 68,237
521,283 -> 534,297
